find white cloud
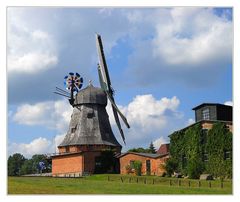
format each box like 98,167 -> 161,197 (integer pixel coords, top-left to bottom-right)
224,101 -> 233,106
187,118 -> 195,125
107,94 -> 183,149
8,134 -> 66,158
127,8 -> 232,86
8,53 -> 58,74
153,136 -> 167,151
53,134 -> 65,152
7,9 -> 58,74
8,137 -> 51,158
13,99 -> 72,132
121,95 -> 181,132
148,8 -> 232,66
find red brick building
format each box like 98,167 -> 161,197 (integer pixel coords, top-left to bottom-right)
118,151 -> 169,176
157,143 -> 169,155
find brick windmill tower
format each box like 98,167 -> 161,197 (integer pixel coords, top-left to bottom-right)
52,34 -> 130,177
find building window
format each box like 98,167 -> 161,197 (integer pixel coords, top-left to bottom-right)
224,151 -> 231,160
203,152 -> 208,162
202,108 -> 210,120
65,146 -> 69,153
200,129 -> 208,144
182,155 -> 187,169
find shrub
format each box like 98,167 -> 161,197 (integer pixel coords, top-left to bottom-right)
125,164 -> 133,174
165,158 -> 178,177
133,161 -> 142,176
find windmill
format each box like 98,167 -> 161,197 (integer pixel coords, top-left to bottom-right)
96,34 -> 130,144
52,34 -> 130,176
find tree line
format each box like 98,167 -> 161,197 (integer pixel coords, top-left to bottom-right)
127,142 -> 157,154
8,153 -> 51,176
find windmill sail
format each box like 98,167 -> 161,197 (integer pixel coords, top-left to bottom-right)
96,34 -> 130,144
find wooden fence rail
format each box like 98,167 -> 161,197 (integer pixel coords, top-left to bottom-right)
107,175 -> 227,189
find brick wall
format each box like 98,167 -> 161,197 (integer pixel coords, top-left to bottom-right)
58,144 -> 121,154
52,153 -> 83,176
83,151 -> 102,174
201,121 -> 233,132
119,153 -> 169,176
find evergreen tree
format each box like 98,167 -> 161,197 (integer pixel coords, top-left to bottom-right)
148,142 -> 156,154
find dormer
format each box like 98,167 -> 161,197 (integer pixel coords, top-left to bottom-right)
192,103 -> 232,122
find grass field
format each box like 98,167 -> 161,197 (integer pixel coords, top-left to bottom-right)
8,174 -> 232,194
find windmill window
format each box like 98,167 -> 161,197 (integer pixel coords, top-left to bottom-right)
71,126 -> 77,133
87,112 -> 95,118
202,108 -> 210,120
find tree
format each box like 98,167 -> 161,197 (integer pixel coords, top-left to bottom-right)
128,142 -> 157,154
128,147 -> 148,153
148,142 -> 156,154
20,159 -> 34,175
8,153 -> 26,176
133,161 -> 142,176
165,158 -> 178,177
31,154 -> 51,173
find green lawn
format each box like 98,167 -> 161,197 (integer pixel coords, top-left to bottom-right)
8,174 -> 232,194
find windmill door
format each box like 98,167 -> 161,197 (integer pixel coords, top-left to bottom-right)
146,160 -> 151,175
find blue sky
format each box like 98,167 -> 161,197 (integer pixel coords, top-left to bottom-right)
7,7 -> 232,157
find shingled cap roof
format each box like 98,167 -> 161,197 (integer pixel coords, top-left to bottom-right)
59,84 -> 121,147
74,84 -> 107,106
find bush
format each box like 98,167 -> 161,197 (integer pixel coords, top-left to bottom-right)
187,159 -> 204,179
165,158 -> 178,177
133,161 -> 142,176
125,165 -> 133,174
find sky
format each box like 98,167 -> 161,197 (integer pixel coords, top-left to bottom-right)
7,7 -> 233,158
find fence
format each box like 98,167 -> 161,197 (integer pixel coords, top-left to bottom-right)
107,175 -> 230,189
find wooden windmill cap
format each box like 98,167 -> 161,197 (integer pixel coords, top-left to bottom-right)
74,84 -> 107,105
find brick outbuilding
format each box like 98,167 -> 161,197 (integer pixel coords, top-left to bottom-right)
118,152 -> 169,176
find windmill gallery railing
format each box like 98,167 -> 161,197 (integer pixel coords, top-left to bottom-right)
106,175 -> 231,189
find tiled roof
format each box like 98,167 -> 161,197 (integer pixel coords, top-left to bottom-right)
118,152 -> 169,159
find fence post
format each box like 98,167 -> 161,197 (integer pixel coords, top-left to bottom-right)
169,179 -> 172,186
136,177 -> 138,183
209,181 -> 211,188
153,178 -> 155,185
178,180 -> 181,187
221,179 -> 223,189
129,177 -> 131,183
144,178 -> 146,184
120,177 -> 123,183
198,181 -> 201,188
107,176 -> 110,181
188,181 -> 191,187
